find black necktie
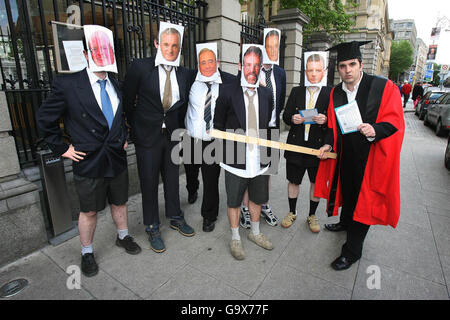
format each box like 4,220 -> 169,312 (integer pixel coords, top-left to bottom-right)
263,68 -> 274,112
203,82 -> 212,131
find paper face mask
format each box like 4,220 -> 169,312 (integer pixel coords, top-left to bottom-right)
304,51 -> 328,87
263,28 -> 280,65
155,22 -> 185,67
84,25 -> 117,73
196,43 -> 219,82
241,44 -> 263,88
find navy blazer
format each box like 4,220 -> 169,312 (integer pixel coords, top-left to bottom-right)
214,81 -> 272,169
123,57 -> 195,148
37,68 -> 128,178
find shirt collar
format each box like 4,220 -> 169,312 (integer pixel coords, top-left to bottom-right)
342,72 -> 363,95
86,67 -> 109,86
242,86 -> 256,96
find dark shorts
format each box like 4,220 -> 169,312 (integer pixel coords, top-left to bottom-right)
74,169 -> 129,213
286,162 -> 318,185
224,170 -> 269,208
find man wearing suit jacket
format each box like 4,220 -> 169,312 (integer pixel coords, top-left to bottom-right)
37,43 -> 141,278
214,46 -> 274,260
280,53 -> 331,233
184,46 -> 236,232
240,36 -> 286,229
123,25 -> 196,253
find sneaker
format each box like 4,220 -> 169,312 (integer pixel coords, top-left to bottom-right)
230,239 -> 245,260
170,218 -> 195,237
261,204 -> 279,226
81,253 -> 99,277
307,215 -> 320,233
147,228 -> 166,253
248,232 -> 273,250
240,206 -> 251,229
281,211 -> 297,228
116,235 -> 142,255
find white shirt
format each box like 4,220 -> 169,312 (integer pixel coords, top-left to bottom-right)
185,75 -> 222,141
220,87 -> 269,178
86,67 -> 119,116
259,65 -> 277,127
158,65 -> 180,128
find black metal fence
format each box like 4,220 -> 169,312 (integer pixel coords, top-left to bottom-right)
239,11 -> 285,69
0,0 -> 208,167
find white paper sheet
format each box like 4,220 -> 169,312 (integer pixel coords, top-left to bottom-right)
335,100 -> 363,134
62,40 -> 88,71
299,108 -> 318,124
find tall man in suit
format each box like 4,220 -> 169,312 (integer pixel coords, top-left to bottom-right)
123,23 -> 196,253
184,45 -> 236,232
37,36 -> 141,278
280,53 -> 331,232
240,30 -> 287,229
315,41 -> 404,270
214,45 -> 274,260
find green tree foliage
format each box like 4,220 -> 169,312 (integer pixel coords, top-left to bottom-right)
389,40 -> 413,81
272,0 -> 358,40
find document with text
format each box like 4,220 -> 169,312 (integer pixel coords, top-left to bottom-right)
335,100 -> 363,134
299,108 -> 318,124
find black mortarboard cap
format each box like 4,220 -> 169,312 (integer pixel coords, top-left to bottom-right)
327,41 -> 371,62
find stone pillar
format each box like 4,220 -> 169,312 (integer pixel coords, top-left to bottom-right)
205,0 -> 241,75
271,8 -> 310,96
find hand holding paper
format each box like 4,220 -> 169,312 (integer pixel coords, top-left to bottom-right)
299,108 -> 318,124
335,100 -> 363,134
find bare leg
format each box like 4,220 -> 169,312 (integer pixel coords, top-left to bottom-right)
78,211 -> 97,246
248,201 -> 261,222
242,190 -> 249,207
228,207 -> 240,228
110,204 -> 128,230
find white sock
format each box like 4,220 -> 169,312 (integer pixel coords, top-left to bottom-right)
250,221 -> 260,236
81,244 -> 93,256
231,227 -> 240,240
118,229 -> 129,240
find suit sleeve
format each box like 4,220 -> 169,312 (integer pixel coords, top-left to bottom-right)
279,69 -> 286,112
282,87 -> 297,126
213,90 -> 228,132
122,60 -> 141,126
37,77 -> 69,156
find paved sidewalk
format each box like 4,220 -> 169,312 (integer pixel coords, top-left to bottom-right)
1,110 -> 449,300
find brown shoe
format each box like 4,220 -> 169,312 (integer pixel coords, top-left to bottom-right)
230,239 -> 245,260
281,211 -> 297,228
307,215 -> 320,233
248,232 -> 273,250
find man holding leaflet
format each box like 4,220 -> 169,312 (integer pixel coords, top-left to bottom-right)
315,41 -> 405,271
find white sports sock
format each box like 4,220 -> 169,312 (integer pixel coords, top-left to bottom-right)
81,244 -> 93,256
118,229 -> 129,240
231,227 -> 240,240
250,221 -> 260,236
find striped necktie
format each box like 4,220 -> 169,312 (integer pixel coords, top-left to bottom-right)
97,79 -> 114,129
203,82 -> 212,131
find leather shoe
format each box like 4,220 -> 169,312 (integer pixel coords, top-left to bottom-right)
188,191 -> 198,204
202,218 -> 215,232
324,222 -> 347,232
331,255 -> 354,271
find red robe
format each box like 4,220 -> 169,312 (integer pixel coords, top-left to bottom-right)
314,79 -> 405,228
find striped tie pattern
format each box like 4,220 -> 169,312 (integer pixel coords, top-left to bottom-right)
263,68 -> 275,112
203,82 -> 212,131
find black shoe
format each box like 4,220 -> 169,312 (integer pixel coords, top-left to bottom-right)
324,222 -> 347,232
188,191 -> 198,204
116,235 -> 142,255
202,218 -> 216,232
331,255 -> 355,271
81,253 -> 99,277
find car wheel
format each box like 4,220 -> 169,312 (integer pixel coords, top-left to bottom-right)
445,137 -> 450,170
435,119 -> 445,136
424,113 -> 430,126
419,110 -> 425,120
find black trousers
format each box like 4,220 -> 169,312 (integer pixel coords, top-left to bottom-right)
184,137 -> 221,221
338,137 -> 370,262
135,130 -> 182,226
403,94 -> 410,108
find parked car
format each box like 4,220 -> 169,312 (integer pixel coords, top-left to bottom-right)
424,92 -> 450,136
445,135 -> 450,170
415,91 -> 446,120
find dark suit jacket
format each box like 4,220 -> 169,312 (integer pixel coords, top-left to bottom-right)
283,85 -> 332,167
37,68 -> 127,178
214,81 -> 273,170
123,57 -> 195,148
272,64 -> 287,128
